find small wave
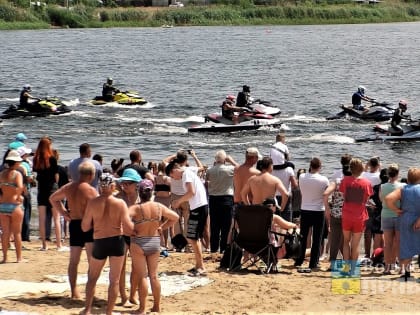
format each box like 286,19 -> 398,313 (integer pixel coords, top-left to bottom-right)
291,133 -> 355,144
71,110 -> 97,118
282,115 -> 327,123
136,115 -> 205,124
84,102 -> 154,109
149,115 -> 205,124
0,97 -> 18,102
62,98 -> 80,106
141,124 -> 188,134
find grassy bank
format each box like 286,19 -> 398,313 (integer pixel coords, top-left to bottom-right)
1,0 -> 420,29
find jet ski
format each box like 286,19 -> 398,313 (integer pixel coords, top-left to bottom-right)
204,110 -> 274,124
355,120 -> 420,142
91,91 -> 147,105
327,101 -> 395,122
1,97 -> 72,119
188,113 -> 283,133
247,98 -> 281,116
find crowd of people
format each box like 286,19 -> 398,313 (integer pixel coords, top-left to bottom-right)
1,131 -> 420,314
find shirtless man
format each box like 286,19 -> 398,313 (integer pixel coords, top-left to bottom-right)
233,147 -> 261,205
241,156 -> 289,211
49,161 -> 98,299
81,174 -> 134,315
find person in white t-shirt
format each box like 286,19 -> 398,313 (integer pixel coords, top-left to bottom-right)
166,161 -> 208,276
270,133 -> 295,170
163,149 -> 205,244
295,157 -> 329,272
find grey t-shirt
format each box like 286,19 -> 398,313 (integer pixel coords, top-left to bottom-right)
206,163 -> 235,196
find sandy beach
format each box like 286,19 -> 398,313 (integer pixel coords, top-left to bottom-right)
1,238 -> 420,315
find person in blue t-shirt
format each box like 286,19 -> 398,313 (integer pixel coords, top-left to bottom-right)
352,85 -> 375,111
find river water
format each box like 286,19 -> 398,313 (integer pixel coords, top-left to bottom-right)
0,23 -> 419,175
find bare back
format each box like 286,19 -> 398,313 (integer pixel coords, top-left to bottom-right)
245,172 -> 285,204
130,201 -> 162,237
66,182 -> 98,220
86,195 -> 129,239
233,164 -> 260,203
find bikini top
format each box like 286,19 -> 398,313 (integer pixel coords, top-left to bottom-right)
155,184 -> 170,192
132,203 -> 161,225
0,170 -> 18,188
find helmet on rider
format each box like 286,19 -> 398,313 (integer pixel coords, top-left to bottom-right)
398,99 -> 408,110
243,85 -> 250,93
23,84 -> 31,92
107,77 -> 113,84
358,85 -> 366,94
226,95 -> 236,101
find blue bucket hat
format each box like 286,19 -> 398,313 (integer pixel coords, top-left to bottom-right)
118,168 -> 142,183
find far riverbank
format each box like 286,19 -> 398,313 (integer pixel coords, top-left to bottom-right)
1,1 -> 420,30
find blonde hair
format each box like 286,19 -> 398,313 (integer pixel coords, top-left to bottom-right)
350,158 -> 364,177
407,167 -> 420,184
78,161 -> 95,176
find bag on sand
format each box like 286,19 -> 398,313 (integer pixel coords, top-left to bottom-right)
171,233 -> 188,251
284,229 -> 303,260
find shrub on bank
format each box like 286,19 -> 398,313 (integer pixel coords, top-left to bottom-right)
0,0 -> 38,21
98,7 -> 149,21
46,5 -> 93,27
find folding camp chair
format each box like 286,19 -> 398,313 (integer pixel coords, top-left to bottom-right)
229,204 -> 278,274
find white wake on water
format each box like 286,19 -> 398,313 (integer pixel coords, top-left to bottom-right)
291,133 -> 355,144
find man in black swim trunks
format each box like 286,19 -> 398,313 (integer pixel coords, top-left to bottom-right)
81,174 -> 133,315
50,161 -> 98,299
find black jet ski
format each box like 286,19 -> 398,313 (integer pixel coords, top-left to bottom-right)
355,120 -> 420,142
90,91 -> 147,105
327,101 -> 395,122
1,97 -> 72,119
188,113 -> 283,133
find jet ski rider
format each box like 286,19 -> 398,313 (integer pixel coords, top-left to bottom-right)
352,85 -> 375,111
236,85 -> 252,108
391,100 -> 410,135
102,77 -> 120,102
221,95 -> 248,123
19,85 -> 39,110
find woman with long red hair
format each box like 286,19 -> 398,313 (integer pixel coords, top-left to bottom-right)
33,136 -> 66,251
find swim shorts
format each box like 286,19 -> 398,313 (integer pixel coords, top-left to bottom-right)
186,205 -> 208,240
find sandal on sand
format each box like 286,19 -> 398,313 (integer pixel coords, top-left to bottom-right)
189,268 -> 207,276
297,268 -> 311,273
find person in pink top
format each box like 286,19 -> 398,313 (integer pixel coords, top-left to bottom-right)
339,158 -> 373,275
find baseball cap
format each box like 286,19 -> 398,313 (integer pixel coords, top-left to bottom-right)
246,147 -> 262,159
118,168 -> 142,183
139,179 -> 154,192
16,133 -> 27,142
